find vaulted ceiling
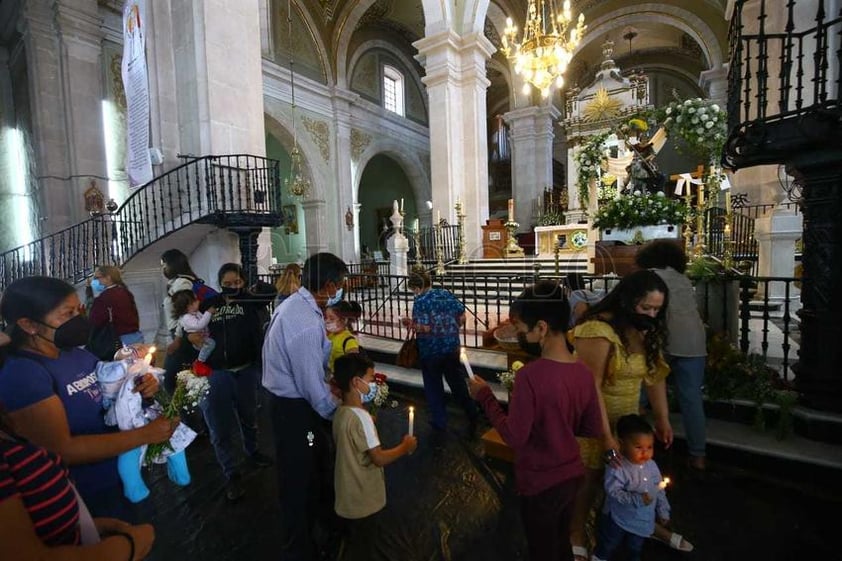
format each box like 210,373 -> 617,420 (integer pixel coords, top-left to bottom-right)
291,0 -> 728,118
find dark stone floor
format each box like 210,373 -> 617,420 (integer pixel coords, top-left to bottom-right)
136,389 -> 840,561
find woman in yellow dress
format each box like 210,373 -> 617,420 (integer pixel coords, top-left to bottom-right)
569,270 -> 674,561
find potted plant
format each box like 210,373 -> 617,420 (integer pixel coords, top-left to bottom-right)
704,333 -> 798,439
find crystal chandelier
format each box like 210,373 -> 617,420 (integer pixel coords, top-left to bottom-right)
285,0 -> 310,198
500,0 -> 587,98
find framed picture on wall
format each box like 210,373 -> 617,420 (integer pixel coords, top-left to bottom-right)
283,205 -> 298,234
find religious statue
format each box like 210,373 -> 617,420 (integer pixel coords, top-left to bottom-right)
622,122 -> 667,194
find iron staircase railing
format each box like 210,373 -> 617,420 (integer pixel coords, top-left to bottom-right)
725,0 -> 842,168
0,154 -> 283,291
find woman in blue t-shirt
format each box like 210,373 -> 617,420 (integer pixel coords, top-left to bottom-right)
0,276 -> 176,517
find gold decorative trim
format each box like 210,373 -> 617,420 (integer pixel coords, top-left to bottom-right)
350,128 -> 371,161
302,116 -> 330,162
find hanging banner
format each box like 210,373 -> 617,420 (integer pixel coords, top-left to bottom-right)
122,0 -> 153,188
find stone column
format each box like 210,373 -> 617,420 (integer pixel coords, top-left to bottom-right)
789,158 -> 842,412
352,203 -> 362,260
754,205 -> 802,302
414,31 -> 495,255
301,199 -> 328,256
699,64 -> 729,107
21,0 -> 106,234
332,88 -> 359,262
169,0 -> 266,156
504,105 -> 560,232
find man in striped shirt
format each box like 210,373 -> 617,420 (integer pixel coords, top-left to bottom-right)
262,252 -> 347,561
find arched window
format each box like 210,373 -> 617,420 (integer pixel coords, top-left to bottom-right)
382,65 -> 405,116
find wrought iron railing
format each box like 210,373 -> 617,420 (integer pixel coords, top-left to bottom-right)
725,0 -> 842,167
407,224 -> 461,263
341,269 -> 799,380
705,206 -> 760,274
0,155 -> 282,291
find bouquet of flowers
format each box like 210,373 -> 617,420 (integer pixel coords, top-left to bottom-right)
368,372 -> 396,417
661,98 -> 727,162
497,360 -> 525,393
574,132 -> 610,207
145,369 -> 210,464
591,191 -> 688,230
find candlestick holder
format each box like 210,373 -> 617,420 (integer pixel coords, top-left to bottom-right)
504,220 -> 524,258
455,199 -> 468,264
412,222 -> 423,268
435,219 -> 446,276
722,209 -> 735,269
683,191 -> 694,258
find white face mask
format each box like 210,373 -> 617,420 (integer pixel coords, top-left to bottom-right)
325,320 -> 342,333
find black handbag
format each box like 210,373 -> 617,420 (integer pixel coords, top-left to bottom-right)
86,307 -> 121,360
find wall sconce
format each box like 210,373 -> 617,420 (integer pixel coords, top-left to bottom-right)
345,206 -> 354,231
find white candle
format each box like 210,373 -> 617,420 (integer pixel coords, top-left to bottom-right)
400,198 -> 404,213
413,218 -> 419,232
460,347 -> 476,380
143,346 -> 156,367
408,406 -> 415,436
725,190 -> 731,211
508,198 -> 514,222
658,476 -> 671,490
437,209 -> 441,223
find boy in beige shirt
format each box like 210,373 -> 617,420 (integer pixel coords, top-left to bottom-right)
332,354 -> 417,560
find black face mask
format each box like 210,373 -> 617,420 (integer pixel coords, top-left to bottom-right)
517,333 -> 542,357
220,286 -> 241,296
38,315 -> 91,349
630,313 -> 658,332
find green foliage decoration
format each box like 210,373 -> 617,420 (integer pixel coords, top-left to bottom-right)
591,191 -> 688,230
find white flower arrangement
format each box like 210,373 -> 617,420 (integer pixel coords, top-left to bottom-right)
176,370 -> 211,412
497,360 -> 525,393
661,98 -> 727,162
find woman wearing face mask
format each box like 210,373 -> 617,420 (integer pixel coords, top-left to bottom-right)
568,269 -> 672,561
325,300 -> 363,375
468,281 -> 603,561
87,265 -> 143,348
0,276 -> 176,518
200,263 -> 276,502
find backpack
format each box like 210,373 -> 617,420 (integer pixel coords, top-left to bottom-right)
190,278 -> 219,302
340,331 -> 366,358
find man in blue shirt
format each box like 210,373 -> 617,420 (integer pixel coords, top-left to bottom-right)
405,268 -> 478,434
263,252 -> 347,561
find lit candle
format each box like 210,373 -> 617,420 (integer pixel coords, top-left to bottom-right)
408,406 -> 415,436
658,476 -> 671,490
460,347 -> 476,380
143,346 -> 157,367
508,198 -> 514,222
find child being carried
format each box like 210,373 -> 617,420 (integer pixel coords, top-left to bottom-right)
171,289 -> 217,376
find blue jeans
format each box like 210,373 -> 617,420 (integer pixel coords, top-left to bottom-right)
669,355 -> 707,458
593,513 -> 645,561
419,351 -> 478,430
199,365 -> 260,479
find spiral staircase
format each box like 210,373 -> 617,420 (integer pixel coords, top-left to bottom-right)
0,154 -> 285,292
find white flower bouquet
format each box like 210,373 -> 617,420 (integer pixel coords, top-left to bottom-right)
661,97 -> 727,162
144,369 -> 210,464
497,360 -> 525,393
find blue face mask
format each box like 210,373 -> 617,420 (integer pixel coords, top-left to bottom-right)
360,381 -> 377,404
326,287 -> 344,307
91,279 -> 107,297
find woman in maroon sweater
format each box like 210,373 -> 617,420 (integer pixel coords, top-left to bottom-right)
469,281 -> 603,561
87,266 -> 143,347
